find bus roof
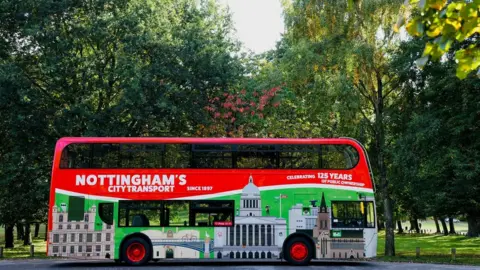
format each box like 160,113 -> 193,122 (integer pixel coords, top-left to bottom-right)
56,137 -> 361,145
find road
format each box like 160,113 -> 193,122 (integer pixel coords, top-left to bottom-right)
0,259 -> 479,270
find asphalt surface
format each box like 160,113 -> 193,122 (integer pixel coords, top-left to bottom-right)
0,259 -> 479,270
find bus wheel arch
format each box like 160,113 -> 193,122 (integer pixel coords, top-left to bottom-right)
282,233 -> 315,265
120,233 -> 153,265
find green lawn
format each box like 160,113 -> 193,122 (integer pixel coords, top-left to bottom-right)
0,239 -> 48,259
377,231 -> 480,265
0,224 -> 48,259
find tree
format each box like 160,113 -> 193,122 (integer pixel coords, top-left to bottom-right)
282,0 -> 404,255
388,37 -> 480,237
0,62 -> 52,247
396,0 -> 480,79
387,39 -> 433,236
0,0 -> 245,237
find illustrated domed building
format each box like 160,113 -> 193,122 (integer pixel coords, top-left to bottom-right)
239,177 -> 262,217
214,175 -> 287,259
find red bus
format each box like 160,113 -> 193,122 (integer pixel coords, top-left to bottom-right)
47,137 -> 377,265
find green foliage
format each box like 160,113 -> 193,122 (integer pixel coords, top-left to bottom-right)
0,0 -> 244,226
397,0 -> 480,79
388,37 -> 480,234
0,64 -> 51,226
281,0 -> 405,256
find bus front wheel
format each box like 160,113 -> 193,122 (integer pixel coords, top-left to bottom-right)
284,236 -> 313,266
122,237 -> 151,266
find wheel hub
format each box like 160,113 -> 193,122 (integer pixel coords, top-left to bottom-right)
290,242 -> 308,261
127,242 -> 146,262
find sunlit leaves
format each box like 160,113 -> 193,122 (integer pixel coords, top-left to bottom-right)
428,0 -> 447,10
406,18 -> 425,36
455,46 -> 480,79
396,0 -> 480,78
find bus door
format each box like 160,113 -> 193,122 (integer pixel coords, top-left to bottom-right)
362,199 -> 377,257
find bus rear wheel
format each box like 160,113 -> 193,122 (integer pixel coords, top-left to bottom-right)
122,237 -> 151,266
284,236 -> 313,266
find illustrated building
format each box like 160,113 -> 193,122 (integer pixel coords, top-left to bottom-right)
142,228 -> 209,259
214,176 -> 287,259
288,203 -> 319,233
48,203 -> 115,259
289,193 -> 365,259
315,193 -> 364,259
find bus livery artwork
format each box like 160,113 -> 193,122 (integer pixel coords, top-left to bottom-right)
47,137 -> 377,266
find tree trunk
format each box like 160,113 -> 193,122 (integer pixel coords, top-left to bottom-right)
378,220 -> 385,230
434,216 -> 441,234
16,223 -> 24,240
23,223 -> 31,246
44,223 -> 48,241
397,220 -> 404,233
373,73 -> 395,256
448,217 -> 456,234
383,197 -> 395,255
414,219 -> 420,233
440,218 -> 449,236
466,214 -> 479,237
5,225 -> 14,248
409,219 -> 419,232
34,223 -> 40,238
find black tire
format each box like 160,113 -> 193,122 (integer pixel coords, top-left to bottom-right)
122,237 -> 151,266
283,236 -> 314,266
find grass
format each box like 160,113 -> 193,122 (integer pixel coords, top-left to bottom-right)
376,231 -> 480,265
0,239 -> 48,259
0,224 -> 48,259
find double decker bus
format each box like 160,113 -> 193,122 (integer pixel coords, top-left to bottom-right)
47,137 -> 377,265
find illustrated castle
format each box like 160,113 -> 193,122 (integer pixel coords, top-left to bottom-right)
48,203 -> 115,259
